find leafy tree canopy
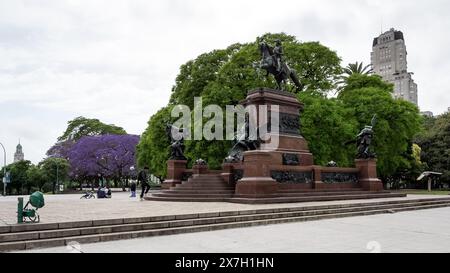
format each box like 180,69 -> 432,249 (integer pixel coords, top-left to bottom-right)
339,75 -> 422,178
39,157 -> 70,194
416,112 -> 450,182
57,116 -> 127,142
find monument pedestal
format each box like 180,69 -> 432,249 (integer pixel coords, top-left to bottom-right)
355,159 -> 383,191
235,151 -> 278,197
221,163 -> 235,186
162,160 -> 187,189
193,164 -> 208,176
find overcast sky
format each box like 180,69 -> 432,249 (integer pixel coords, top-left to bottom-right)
1,0 -> 449,165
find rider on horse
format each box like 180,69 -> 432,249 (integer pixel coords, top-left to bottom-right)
273,39 -> 284,74
257,39 -> 303,91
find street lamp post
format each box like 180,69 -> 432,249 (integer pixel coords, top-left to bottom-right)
0,142 -> 6,196
48,154 -> 63,194
56,161 -> 59,193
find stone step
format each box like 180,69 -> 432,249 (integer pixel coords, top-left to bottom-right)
188,176 -> 224,180
185,182 -> 227,186
183,178 -> 227,182
166,189 -> 235,194
235,190 -> 385,198
187,180 -> 226,184
146,196 -> 233,202
277,188 -> 363,193
230,192 -> 408,204
152,192 -> 235,198
1,198 -> 450,252
175,186 -> 235,190
276,190 -> 388,197
184,180 -> 227,184
149,192 -> 407,203
177,183 -> 231,187
178,185 -> 230,189
189,175 -> 224,179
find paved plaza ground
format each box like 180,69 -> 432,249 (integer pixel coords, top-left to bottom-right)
2,192 -> 450,253
15,206 -> 450,253
0,191 -> 447,226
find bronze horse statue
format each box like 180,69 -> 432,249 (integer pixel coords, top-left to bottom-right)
257,41 -> 303,91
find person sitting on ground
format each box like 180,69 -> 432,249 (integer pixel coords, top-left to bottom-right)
97,187 -> 106,199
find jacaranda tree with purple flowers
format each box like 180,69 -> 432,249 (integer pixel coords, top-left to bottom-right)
68,134 -> 140,190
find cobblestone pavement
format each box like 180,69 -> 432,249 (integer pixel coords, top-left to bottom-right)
16,206 -> 450,253
0,191 -> 448,226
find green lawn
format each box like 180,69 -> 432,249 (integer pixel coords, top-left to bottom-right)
396,189 -> 450,196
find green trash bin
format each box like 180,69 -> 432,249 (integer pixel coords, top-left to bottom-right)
17,191 -> 45,223
29,191 -> 45,209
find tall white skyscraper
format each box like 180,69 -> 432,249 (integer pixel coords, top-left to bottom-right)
371,28 -> 418,105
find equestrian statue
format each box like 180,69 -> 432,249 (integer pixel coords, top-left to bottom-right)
256,39 -> 303,91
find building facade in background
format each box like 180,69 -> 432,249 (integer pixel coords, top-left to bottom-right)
13,142 -> 24,162
421,111 -> 434,118
371,28 -> 418,106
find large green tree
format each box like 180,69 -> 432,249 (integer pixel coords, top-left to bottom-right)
47,116 -> 128,158
298,92 -> 356,166
2,160 -> 33,194
39,157 -> 70,194
336,61 -> 373,92
136,107 -> 173,179
416,112 -> 450,183
339,74 -> 422,180
57,116 -> 127,142
26,166 -> 47,192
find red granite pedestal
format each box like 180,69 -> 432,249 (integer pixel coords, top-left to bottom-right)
235,151 -> 278,197
161,160 -> 187,189
193,164 -> 208,176
355,159 -> 384,192
235,88 -> 314,197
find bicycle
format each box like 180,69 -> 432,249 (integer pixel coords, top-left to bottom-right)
80,191 -> 96,199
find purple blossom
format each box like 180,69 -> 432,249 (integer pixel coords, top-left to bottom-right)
67,134 -> 140,180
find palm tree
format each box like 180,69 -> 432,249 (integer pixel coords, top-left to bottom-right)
335,62 -> 373,93
343,62 -> 373,76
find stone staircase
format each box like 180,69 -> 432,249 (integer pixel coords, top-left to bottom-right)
232,189 -> 407,204
148,174 -> 406,204
148,174 -> 235,202
2,197 -> 450,252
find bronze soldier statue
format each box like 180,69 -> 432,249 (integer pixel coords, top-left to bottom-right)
345,115 -> 377,159
356,125 -> 375,159
166,123 -> 187,160
273,39 -> 284,74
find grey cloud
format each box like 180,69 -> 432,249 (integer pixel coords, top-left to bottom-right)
0,0 -> 449,164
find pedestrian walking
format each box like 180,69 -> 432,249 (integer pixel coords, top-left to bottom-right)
138,167 -> 150,200
130,181 -> 137,198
